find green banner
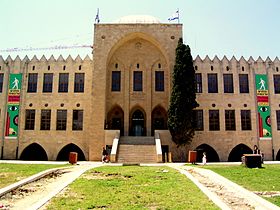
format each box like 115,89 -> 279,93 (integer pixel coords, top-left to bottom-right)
255,74 -> 271,139
5,74 -> 22,138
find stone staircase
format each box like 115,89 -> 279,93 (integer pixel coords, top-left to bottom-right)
117,136 -> 157,163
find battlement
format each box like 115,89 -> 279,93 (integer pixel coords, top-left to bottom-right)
0,54 -> 92,64
194,55 -> 280,64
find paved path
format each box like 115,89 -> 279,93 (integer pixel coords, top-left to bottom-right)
0,162 -> 102,210
169,164 -> 280,210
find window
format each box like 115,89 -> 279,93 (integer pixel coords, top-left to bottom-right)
43,73 -> 53,93
112,71 -> 121,91
58,73 -> 69,93
273,75 -> 280,94
241,110 -> 251,130
25,109 -> 35,130
208,73 -> 218,93
155,71 -> 164,91
223,74 -> 234,93
195,73 -> 202,93
193,110 -> 203,130
225,110 -> 236,130
27,73 -> 38,93
0,73 -> 3,93
239,74 -> 249,93
74,73 -> 84,92
56,110 -> 67,130
209,110 -> 220,131
40,110 -> 51,130
72,110 -> 83,130
276,110 -> 280,130
133,71 -> 142,91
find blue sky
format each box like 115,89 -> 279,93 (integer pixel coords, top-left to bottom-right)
1,0 -> 280,60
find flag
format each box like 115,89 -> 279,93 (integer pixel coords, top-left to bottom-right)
168,9 -> 179,22
95,8 -> 100,23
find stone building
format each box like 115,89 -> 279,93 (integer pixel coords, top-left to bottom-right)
0,15 -> 280,162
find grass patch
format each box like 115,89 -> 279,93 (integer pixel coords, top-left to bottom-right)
47,166 -> 218,210
0,163 -> 67,188
202,164 -> 280,206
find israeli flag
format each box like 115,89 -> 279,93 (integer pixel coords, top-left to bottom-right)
168,10 -> 179,22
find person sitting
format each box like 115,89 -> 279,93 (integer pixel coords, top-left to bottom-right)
102,147 -> 109,163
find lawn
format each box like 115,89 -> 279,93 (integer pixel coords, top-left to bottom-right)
202,164 -> 280,206
0,163 -> 67,188
46,166 -> 219,210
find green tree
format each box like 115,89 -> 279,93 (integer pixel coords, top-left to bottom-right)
168,38 -> 198,146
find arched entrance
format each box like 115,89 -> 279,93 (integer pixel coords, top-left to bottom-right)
228,144 -> 253,162
276,149 -> 280,161
106,105 -> 124,136
20,143 -> 48,161
56,143 -> 86,161
130,109 -> 146,136
195,144 -> 220,162
151,105 -> 167,135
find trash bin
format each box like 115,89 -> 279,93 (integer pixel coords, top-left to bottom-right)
188,151 -> 197,164
69,152 -> 78,164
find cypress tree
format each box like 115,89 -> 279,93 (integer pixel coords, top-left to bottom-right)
168,38 -> 198,146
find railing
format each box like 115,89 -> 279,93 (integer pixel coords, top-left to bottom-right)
110,131 -> 120,163
154,131 -> 163,163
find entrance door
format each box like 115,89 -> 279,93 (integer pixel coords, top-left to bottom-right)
131,110 -> 145,136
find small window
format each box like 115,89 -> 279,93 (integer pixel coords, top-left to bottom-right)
226,66 -> 230,71
40,110 -> 51,130
242,66 -> 245,71
276,67 -> 279,72
155,71 -> 164,91
112,71 -> 121,91
79,65 -> 82,70
208,73 -> 218,93
137,63 -> 140,69
32,66 -> 35,70
74,73 -> 85,93
72,110 -> 83,130
223,74 -> 234,93
133,71 -> 142,91
195,73 -> 202,93
158,63 -> 161,69
225,110 -> 236,131
211,66 -> 214,71
27,73 -> 38,93
115,63 -> 118,69
43,73 -> 53,93
195,66 -> 198,70
48,65 -> 50,70
209,110 -> 220,131
0,73 -> 4,93
25,109 -> 36,130
193,110 -> 203,130
0,66 -> 1,70
63,65 -> 66,70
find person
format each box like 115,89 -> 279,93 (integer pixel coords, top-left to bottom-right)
102,147 -> 109,163
253,145 -> 260,154
202,152 -> 207,165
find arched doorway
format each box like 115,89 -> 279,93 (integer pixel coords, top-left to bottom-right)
276,149 -> 280,161
228,144 -> 253,162
20,143 -> 48,161
130,109 -> 146,136
195,144 -> 220,162
56,143 -> 86,161
106,105 -> 124,136
151,105 -> 167,135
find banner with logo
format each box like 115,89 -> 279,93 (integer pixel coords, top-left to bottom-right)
5,74 -> 22,138
255,74 -> 271,139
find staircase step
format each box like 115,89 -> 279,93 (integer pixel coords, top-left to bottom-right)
119,136 -> 155,145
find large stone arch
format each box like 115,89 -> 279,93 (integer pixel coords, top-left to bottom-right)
228,144 -> 253,162
276,149 -> 280,161
20,143 -> 48,161
106,104 -> 124,136
151,105 -> 167,135
195,144 -> 220,162
56,143 -> 86,161
129,106 -> 146,136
